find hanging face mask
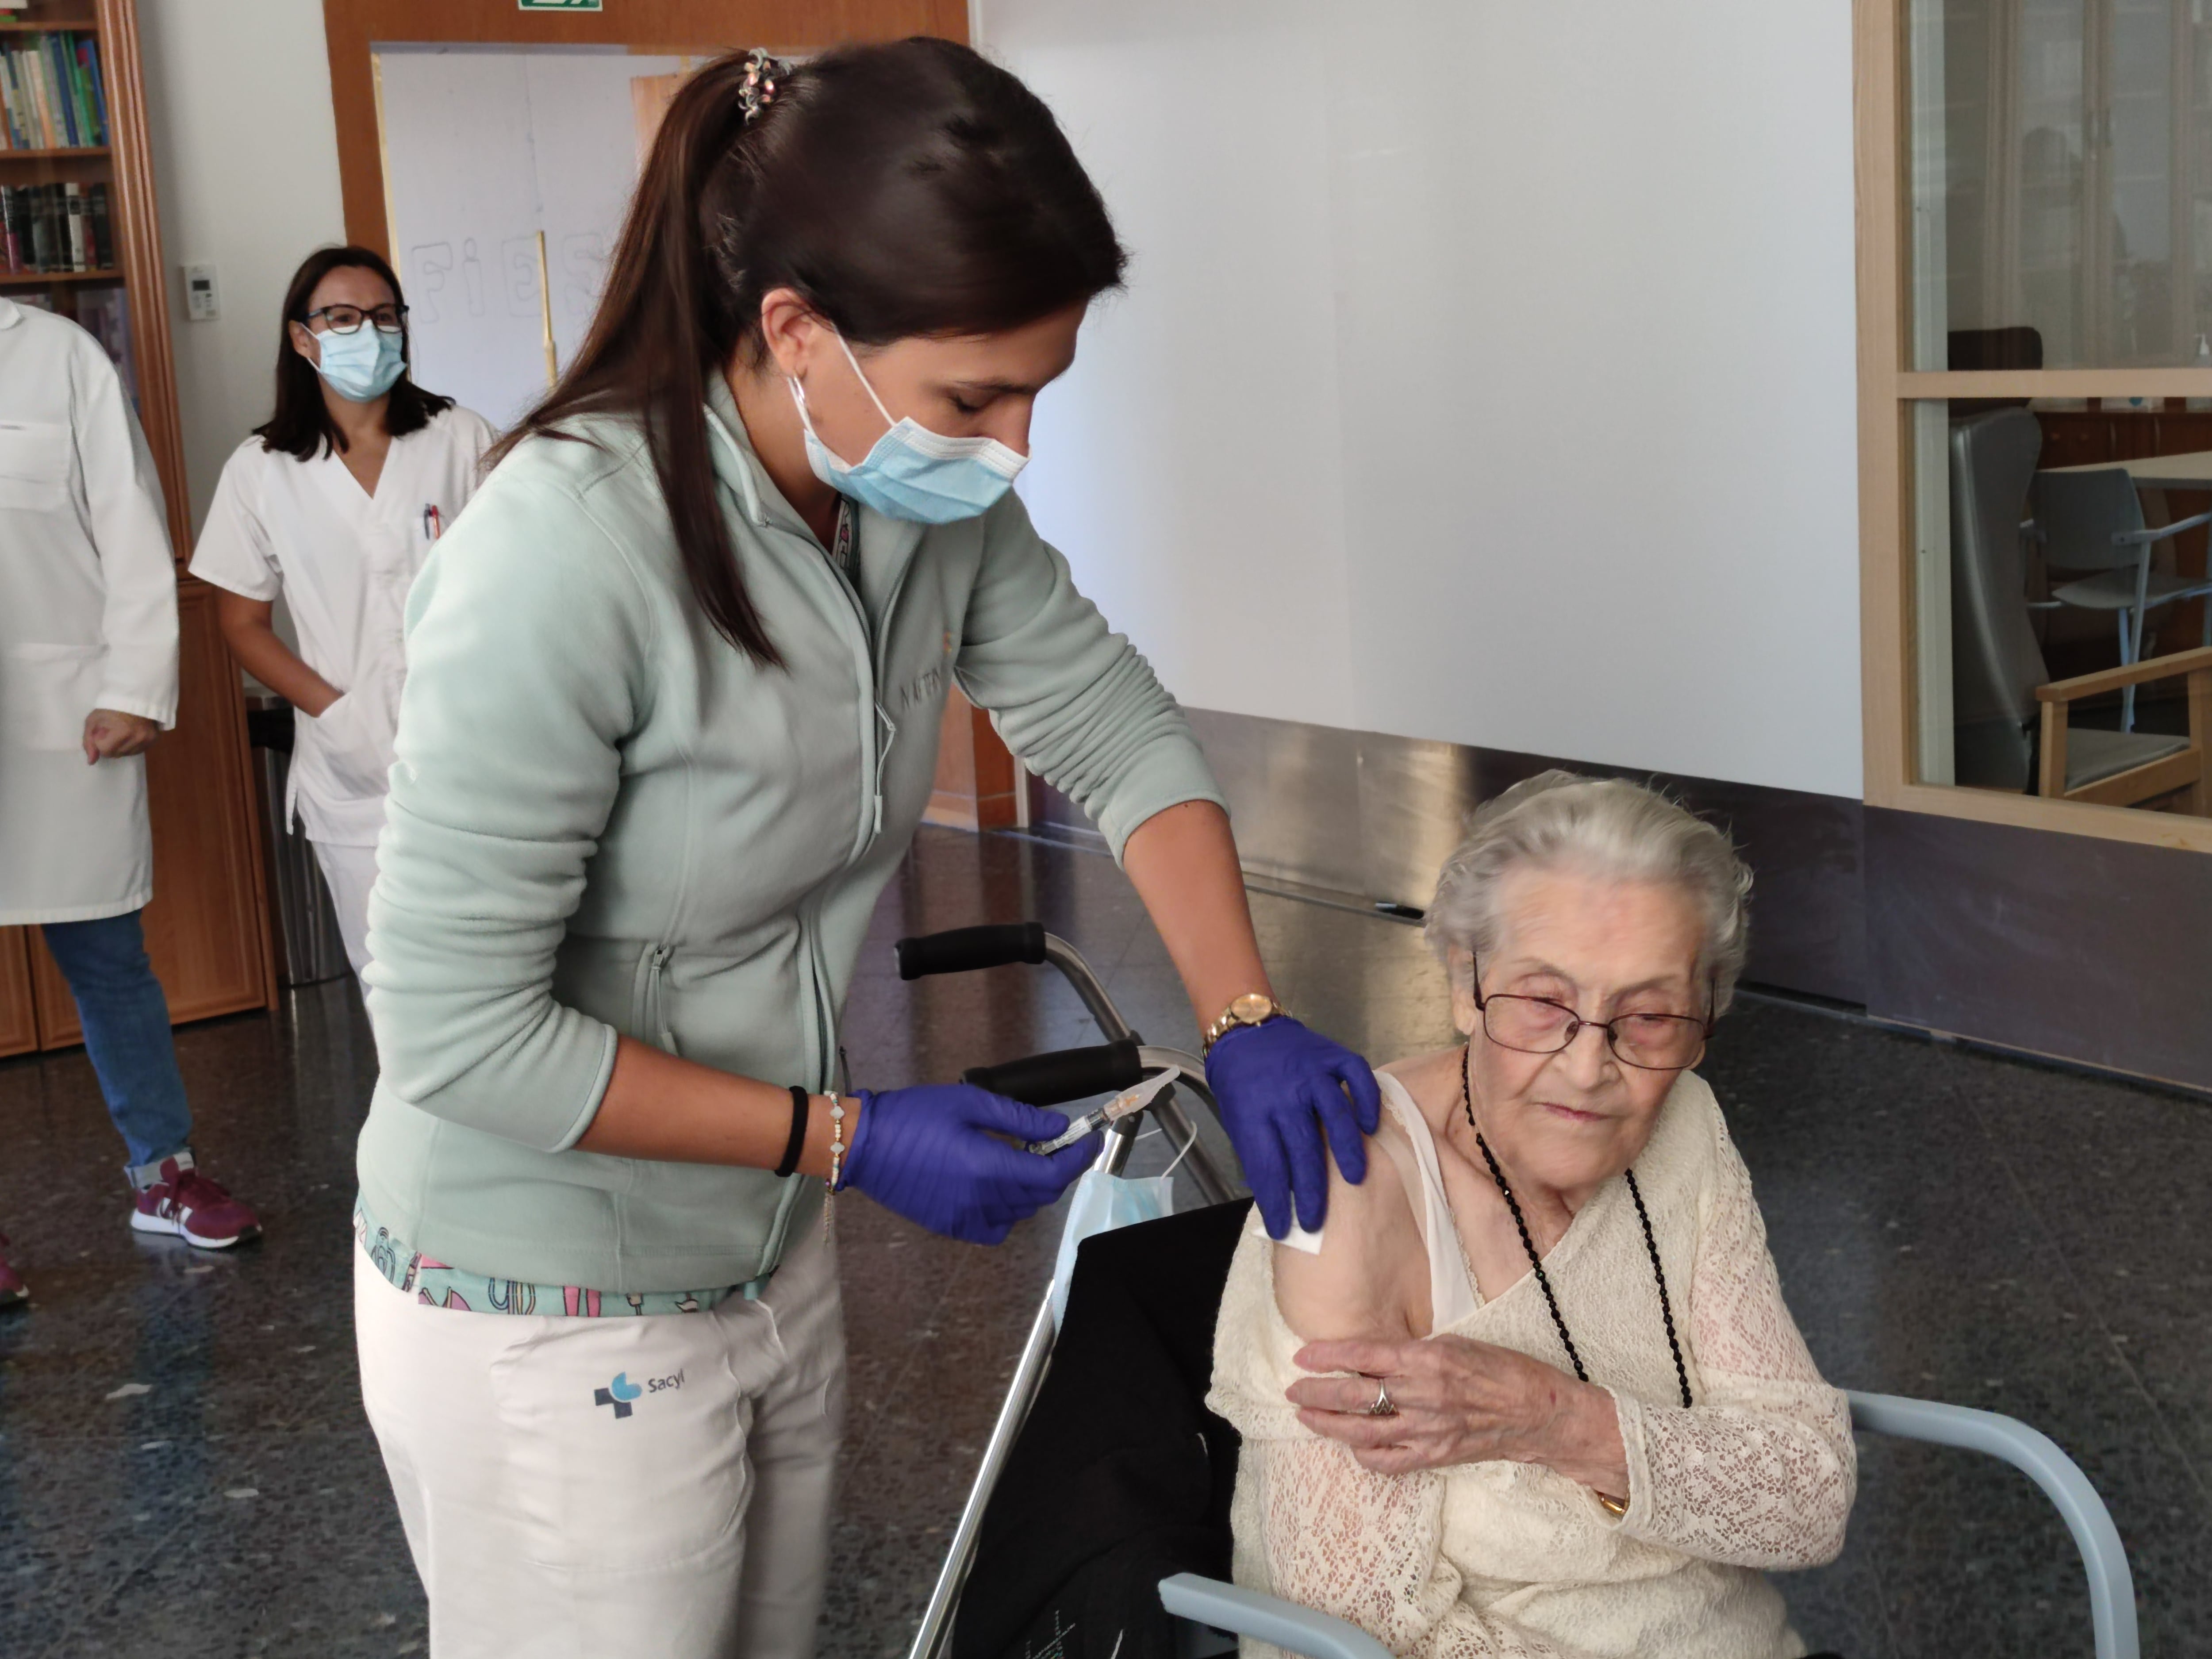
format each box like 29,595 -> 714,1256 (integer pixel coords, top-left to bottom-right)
1046,1092 -> 1194,1329
787,330 -> 1026,525
312,324 -> 407,403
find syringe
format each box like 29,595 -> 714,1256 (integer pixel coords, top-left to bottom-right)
1024,1068 -> 1179,1155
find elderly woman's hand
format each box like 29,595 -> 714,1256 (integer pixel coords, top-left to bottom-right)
1289,1336 -> 1630,1497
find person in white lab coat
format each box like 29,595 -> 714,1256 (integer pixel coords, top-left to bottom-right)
0,296 -> 264,1303
190,246 -> 495,974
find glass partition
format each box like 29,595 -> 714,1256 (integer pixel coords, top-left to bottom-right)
1910,0 -> 2212,370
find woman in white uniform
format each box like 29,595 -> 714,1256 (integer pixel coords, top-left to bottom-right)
190,246 -> 495,974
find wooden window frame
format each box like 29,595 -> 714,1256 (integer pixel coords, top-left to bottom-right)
1855,0 -> 2212,855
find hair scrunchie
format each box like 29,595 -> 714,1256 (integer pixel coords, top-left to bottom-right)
738,48 -> 789,125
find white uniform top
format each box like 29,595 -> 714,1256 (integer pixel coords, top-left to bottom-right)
189,404 -> 496,847
0,297 -> 179,926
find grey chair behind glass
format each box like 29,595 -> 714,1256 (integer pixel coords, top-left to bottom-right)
1950,410 -> 2047,789
2028,468 -> 2212,730
1950,410 -> 2194,795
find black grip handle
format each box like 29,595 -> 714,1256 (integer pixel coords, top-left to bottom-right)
895,922 -> 1049,981
963,1039 -> 1146,1107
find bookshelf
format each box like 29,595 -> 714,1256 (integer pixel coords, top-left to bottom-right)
0,0 -> 274,1057
0,0 -> 181,540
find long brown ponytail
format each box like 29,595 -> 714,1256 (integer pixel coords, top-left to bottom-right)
489,38 -> 1127,667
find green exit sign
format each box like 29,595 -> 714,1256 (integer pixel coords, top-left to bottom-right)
518,0 -> 602,10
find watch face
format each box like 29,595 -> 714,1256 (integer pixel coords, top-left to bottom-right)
1231,992 -> 1275,1023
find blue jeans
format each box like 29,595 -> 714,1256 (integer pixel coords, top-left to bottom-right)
40,910 -> 194,1181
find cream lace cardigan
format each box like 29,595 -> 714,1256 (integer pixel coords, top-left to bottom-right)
1205,1072 -> 1854,1659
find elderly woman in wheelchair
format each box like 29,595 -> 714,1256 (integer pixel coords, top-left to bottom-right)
1206,772 -> 1854,1659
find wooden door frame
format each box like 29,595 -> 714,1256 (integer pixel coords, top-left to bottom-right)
96,0 -> 191,556
1854,0 -> 2212,855
323,0 -> 968,259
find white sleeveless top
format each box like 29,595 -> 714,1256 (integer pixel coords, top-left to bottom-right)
1275,1073 -> 1480,1331
1206,1070 -> 1854,1659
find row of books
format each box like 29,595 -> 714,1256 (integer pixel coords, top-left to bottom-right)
1,180 -> 115,275
0,32 -> 108,151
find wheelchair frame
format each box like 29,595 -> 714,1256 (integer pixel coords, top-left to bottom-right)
891,923 -> 2139,1659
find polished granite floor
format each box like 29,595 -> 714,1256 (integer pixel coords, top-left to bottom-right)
1,824 -> 2208,1657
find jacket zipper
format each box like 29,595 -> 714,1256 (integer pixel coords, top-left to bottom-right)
787,518 -> 923,1089
643,943 -> 677,1055
793,530 -> 888,868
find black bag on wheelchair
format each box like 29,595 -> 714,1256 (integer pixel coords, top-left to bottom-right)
953,1200 -> 1252,1659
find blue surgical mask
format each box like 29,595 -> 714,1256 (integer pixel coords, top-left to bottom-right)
1048,1160 -> 1178,1329
313,325 -> 406,403
787,331 -> 1026,525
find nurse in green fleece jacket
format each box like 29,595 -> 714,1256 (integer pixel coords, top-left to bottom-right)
350,41 -> 1381,1654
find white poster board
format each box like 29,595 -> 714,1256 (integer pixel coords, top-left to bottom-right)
375,44 -> 689,428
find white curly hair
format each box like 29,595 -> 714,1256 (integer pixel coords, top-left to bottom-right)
1422,771 -> 1753,1017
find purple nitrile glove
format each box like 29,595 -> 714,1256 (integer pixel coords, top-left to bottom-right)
1205,1016 -> 1382,1240
835,1083 -> 1098,1245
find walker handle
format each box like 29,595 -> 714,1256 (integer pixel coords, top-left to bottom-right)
895,922 -> 1049,980
964,1039 -> 1146,1107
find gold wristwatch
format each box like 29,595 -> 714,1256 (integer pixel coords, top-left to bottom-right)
1203,991 -> 1287,1054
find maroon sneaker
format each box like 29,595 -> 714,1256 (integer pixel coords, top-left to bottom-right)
0,1232 -> 25,1307
131,1156 -> 261,1249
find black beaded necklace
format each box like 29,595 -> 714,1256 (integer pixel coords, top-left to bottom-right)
1459,1045 -> 1692,1409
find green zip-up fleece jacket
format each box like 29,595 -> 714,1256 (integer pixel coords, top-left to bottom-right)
355,380 -> 1223,1292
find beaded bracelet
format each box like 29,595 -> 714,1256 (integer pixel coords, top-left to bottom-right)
826,1095 -> 847,1194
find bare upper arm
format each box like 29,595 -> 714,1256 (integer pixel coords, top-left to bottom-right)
1271,1116 -> 1430,1344
212,589 -> 274,637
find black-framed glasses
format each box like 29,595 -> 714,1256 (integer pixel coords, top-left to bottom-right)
1470,952 -> 1713,1072
303,303 -> 407,335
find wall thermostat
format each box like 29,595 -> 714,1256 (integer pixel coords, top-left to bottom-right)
183,263 -> 219,322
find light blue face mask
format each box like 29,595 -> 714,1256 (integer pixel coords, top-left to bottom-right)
1050,1164 -> 1176,1329
313,324 -> 406,403
1045,1083 -> 1195,1328
787,330 -> 1026,525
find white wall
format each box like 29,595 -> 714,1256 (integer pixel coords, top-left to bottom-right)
132,0 -> 1862,793
983,0 -> 1864,798
139,0 -> 347,534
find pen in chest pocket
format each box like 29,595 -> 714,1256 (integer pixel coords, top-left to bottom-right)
421,503 -> 442,542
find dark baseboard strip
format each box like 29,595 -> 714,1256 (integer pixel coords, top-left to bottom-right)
1732,983 -> 1868,1021
984,826 -> 2206,1106
1011,709 -> 2212,1095
1032,709 -> 1868,1005
993,824 -> 1429,925
1738,983 -> 2212,1104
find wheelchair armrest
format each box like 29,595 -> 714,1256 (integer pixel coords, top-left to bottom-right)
1847,1391 -> 2138,1659
1159,1574 -> 1394,1659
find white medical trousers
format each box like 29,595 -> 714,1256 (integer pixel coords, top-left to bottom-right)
310,839 -> 377,976
354,1216 -> 845,1659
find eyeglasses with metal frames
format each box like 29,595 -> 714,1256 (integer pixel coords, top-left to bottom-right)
303,303 -> 407,335
1469,952 -> 1714,1072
